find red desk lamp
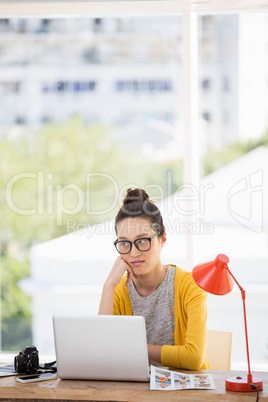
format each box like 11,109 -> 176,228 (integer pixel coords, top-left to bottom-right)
192,254 -> 263,392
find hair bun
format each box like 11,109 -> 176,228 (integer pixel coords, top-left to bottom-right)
115,187 -> 165,236
123,188 -> 150,205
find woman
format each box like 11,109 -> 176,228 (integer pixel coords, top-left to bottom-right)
99,188 -> 209,370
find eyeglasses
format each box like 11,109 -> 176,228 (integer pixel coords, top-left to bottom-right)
114,232 -> 160,254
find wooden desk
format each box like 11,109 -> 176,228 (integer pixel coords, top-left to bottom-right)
0,370 -> 267,401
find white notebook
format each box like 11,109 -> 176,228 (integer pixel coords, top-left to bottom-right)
53,315 -> 150,382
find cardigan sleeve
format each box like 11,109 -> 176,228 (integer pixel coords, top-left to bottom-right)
113,275 -> 133,316
161,270 -> 209,370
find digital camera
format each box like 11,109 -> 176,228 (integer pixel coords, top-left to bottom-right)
14,346 -> 39,374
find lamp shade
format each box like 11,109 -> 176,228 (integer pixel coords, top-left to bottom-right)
192,254 -> 233,295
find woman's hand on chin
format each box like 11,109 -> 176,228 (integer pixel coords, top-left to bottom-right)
107,256 -> 138,288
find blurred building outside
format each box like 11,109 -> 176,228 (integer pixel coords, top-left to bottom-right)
0,14 -> 267,161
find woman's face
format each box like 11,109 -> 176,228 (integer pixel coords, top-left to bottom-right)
115,217 -> 166,276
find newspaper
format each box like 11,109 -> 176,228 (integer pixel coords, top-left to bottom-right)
0,363 -> 17,377
150,365 -> 215,390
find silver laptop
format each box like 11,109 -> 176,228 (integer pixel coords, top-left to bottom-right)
53,315 -> 150,382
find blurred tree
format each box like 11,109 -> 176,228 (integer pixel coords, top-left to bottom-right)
1,117 -> 183,246
1,255 -> 32,350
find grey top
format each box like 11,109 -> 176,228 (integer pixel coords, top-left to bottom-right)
128,265 -> 176,346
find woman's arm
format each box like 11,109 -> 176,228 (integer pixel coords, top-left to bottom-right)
98,256 -> 137,315
98,281 -> 116,315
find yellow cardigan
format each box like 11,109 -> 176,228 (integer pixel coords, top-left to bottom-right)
113,265 -> 210,370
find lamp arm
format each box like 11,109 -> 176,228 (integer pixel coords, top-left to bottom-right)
225,265 -> 252,382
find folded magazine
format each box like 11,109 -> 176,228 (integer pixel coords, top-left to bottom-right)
150,365 -> 215,391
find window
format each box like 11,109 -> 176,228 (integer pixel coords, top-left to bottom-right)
1,10 -> 268,372
0,16 -> 183,354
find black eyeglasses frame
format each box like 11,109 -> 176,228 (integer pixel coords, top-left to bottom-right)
114,232 -> 160,254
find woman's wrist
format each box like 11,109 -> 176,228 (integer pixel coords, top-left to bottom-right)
147,344 -> 162,364
104,277 -> 118,290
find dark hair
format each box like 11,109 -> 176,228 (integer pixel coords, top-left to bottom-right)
115,188 -> 165,236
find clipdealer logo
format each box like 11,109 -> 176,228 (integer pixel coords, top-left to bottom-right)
5,171 -> 215,235
5,170 -> 265,235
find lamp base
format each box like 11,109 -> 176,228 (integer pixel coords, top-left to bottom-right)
226,376 -> 263,392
